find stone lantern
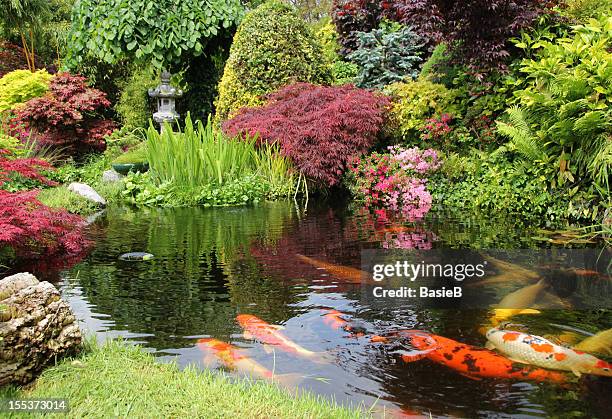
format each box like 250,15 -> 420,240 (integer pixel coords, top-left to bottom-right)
148,71 -> 183,132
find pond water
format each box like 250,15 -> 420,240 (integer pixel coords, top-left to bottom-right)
25,201 -> 612,418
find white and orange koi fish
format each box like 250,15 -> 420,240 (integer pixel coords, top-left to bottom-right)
486,328 -> 612,377
237,314 -> 327,361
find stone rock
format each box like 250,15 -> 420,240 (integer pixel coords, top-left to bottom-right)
0,273 -> 82,386
102,169 -> 123,183
67,182 -> 106,207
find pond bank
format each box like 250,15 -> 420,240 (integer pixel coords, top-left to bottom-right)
1,340 -> 368,418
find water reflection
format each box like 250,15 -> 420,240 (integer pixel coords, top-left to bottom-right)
17,200 -> 611,417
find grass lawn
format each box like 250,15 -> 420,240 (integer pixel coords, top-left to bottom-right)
1,340 -> 369,418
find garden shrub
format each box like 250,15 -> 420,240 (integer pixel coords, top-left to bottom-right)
0,42 -> 32,77
346,146 -> 441,219
429,151 -> 581,225
384,79 -> 456,143
0,69 -> 53,112
223,82 -> 390,187
347,22 -> 422,88
215,1 -> 331,122
0,151 -> 57,191
331,0 -> 384,55
113,144 -> 148,165
13,73 -> 116,156
115,68 -> 157,130
0,134 -> 25,157
0,189 -> 89,257
66,0 -> 243,69
561,0 -> 612,22
497,15 -> 612,197
332,61 -> 359,85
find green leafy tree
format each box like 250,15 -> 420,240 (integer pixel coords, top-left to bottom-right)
66,0 -> 244,69
215,0 -> 331,122
348,23 -> 422,89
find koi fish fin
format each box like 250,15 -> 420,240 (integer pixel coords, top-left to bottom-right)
458,372 -> 482,381
270,325 -> 285,330
485,341 -> 496,350
571,369 -> 582,378
201,353 -> 216,367
398,349 -> 433,363
263,344 -> 274,354
243,331 -> 253,340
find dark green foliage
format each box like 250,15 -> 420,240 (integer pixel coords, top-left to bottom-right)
347,23 -> 422,88
66,0 -> 243,69
180,42 -> 231,122
215,1 -> 331,122
115,68 -> 158,130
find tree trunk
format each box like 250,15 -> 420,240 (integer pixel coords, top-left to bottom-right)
0,273 -> 82,386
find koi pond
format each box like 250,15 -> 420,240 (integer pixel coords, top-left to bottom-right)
24,201 -> 611,418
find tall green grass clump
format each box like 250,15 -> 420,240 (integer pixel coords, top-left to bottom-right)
142,114 -> 299,206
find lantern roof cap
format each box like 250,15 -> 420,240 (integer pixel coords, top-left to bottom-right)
148,71 -> 183,98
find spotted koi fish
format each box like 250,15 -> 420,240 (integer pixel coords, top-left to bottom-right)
374,330 -> 566,383
295,254 -> 370,283
321,309 -> 368,336
237,314 -> 325,360
486,328 -> 612,377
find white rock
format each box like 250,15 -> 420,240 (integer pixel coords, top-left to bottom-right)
102,169 -> 123,183
67,182 -> 106,207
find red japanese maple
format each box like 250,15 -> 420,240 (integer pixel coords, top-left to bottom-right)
223,83 -> 390,187
13,72 -> 115,156
0,150 -> 57,187
0,189 -> 90,257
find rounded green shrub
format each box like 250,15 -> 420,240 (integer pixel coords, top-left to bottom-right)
0,69 -> 53,112
214,0 -> 331,122
384,79 -> 457,143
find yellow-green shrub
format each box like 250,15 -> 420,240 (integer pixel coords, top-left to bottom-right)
0,134 -> 24,157
0,70 -> 53,112
384,78 -> 457,142
215,0 -> 331,123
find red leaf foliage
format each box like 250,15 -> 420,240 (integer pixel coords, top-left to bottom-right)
13,72 -> 115,156
0,152 -> 57,187
223,83 -> 390,187
0,189 -> 90,257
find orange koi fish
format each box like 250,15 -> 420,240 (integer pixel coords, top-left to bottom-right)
374,330 -> 566,383
237,314 -> 325,360
197,338 -> 275,379
296,254 -> 370,284
197,338 -> 302,386
486,328 -> 612,377
321,309 -> 367,336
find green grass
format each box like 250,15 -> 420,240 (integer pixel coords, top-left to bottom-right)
0,340 -> 368,418
37,186 -> 100,215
